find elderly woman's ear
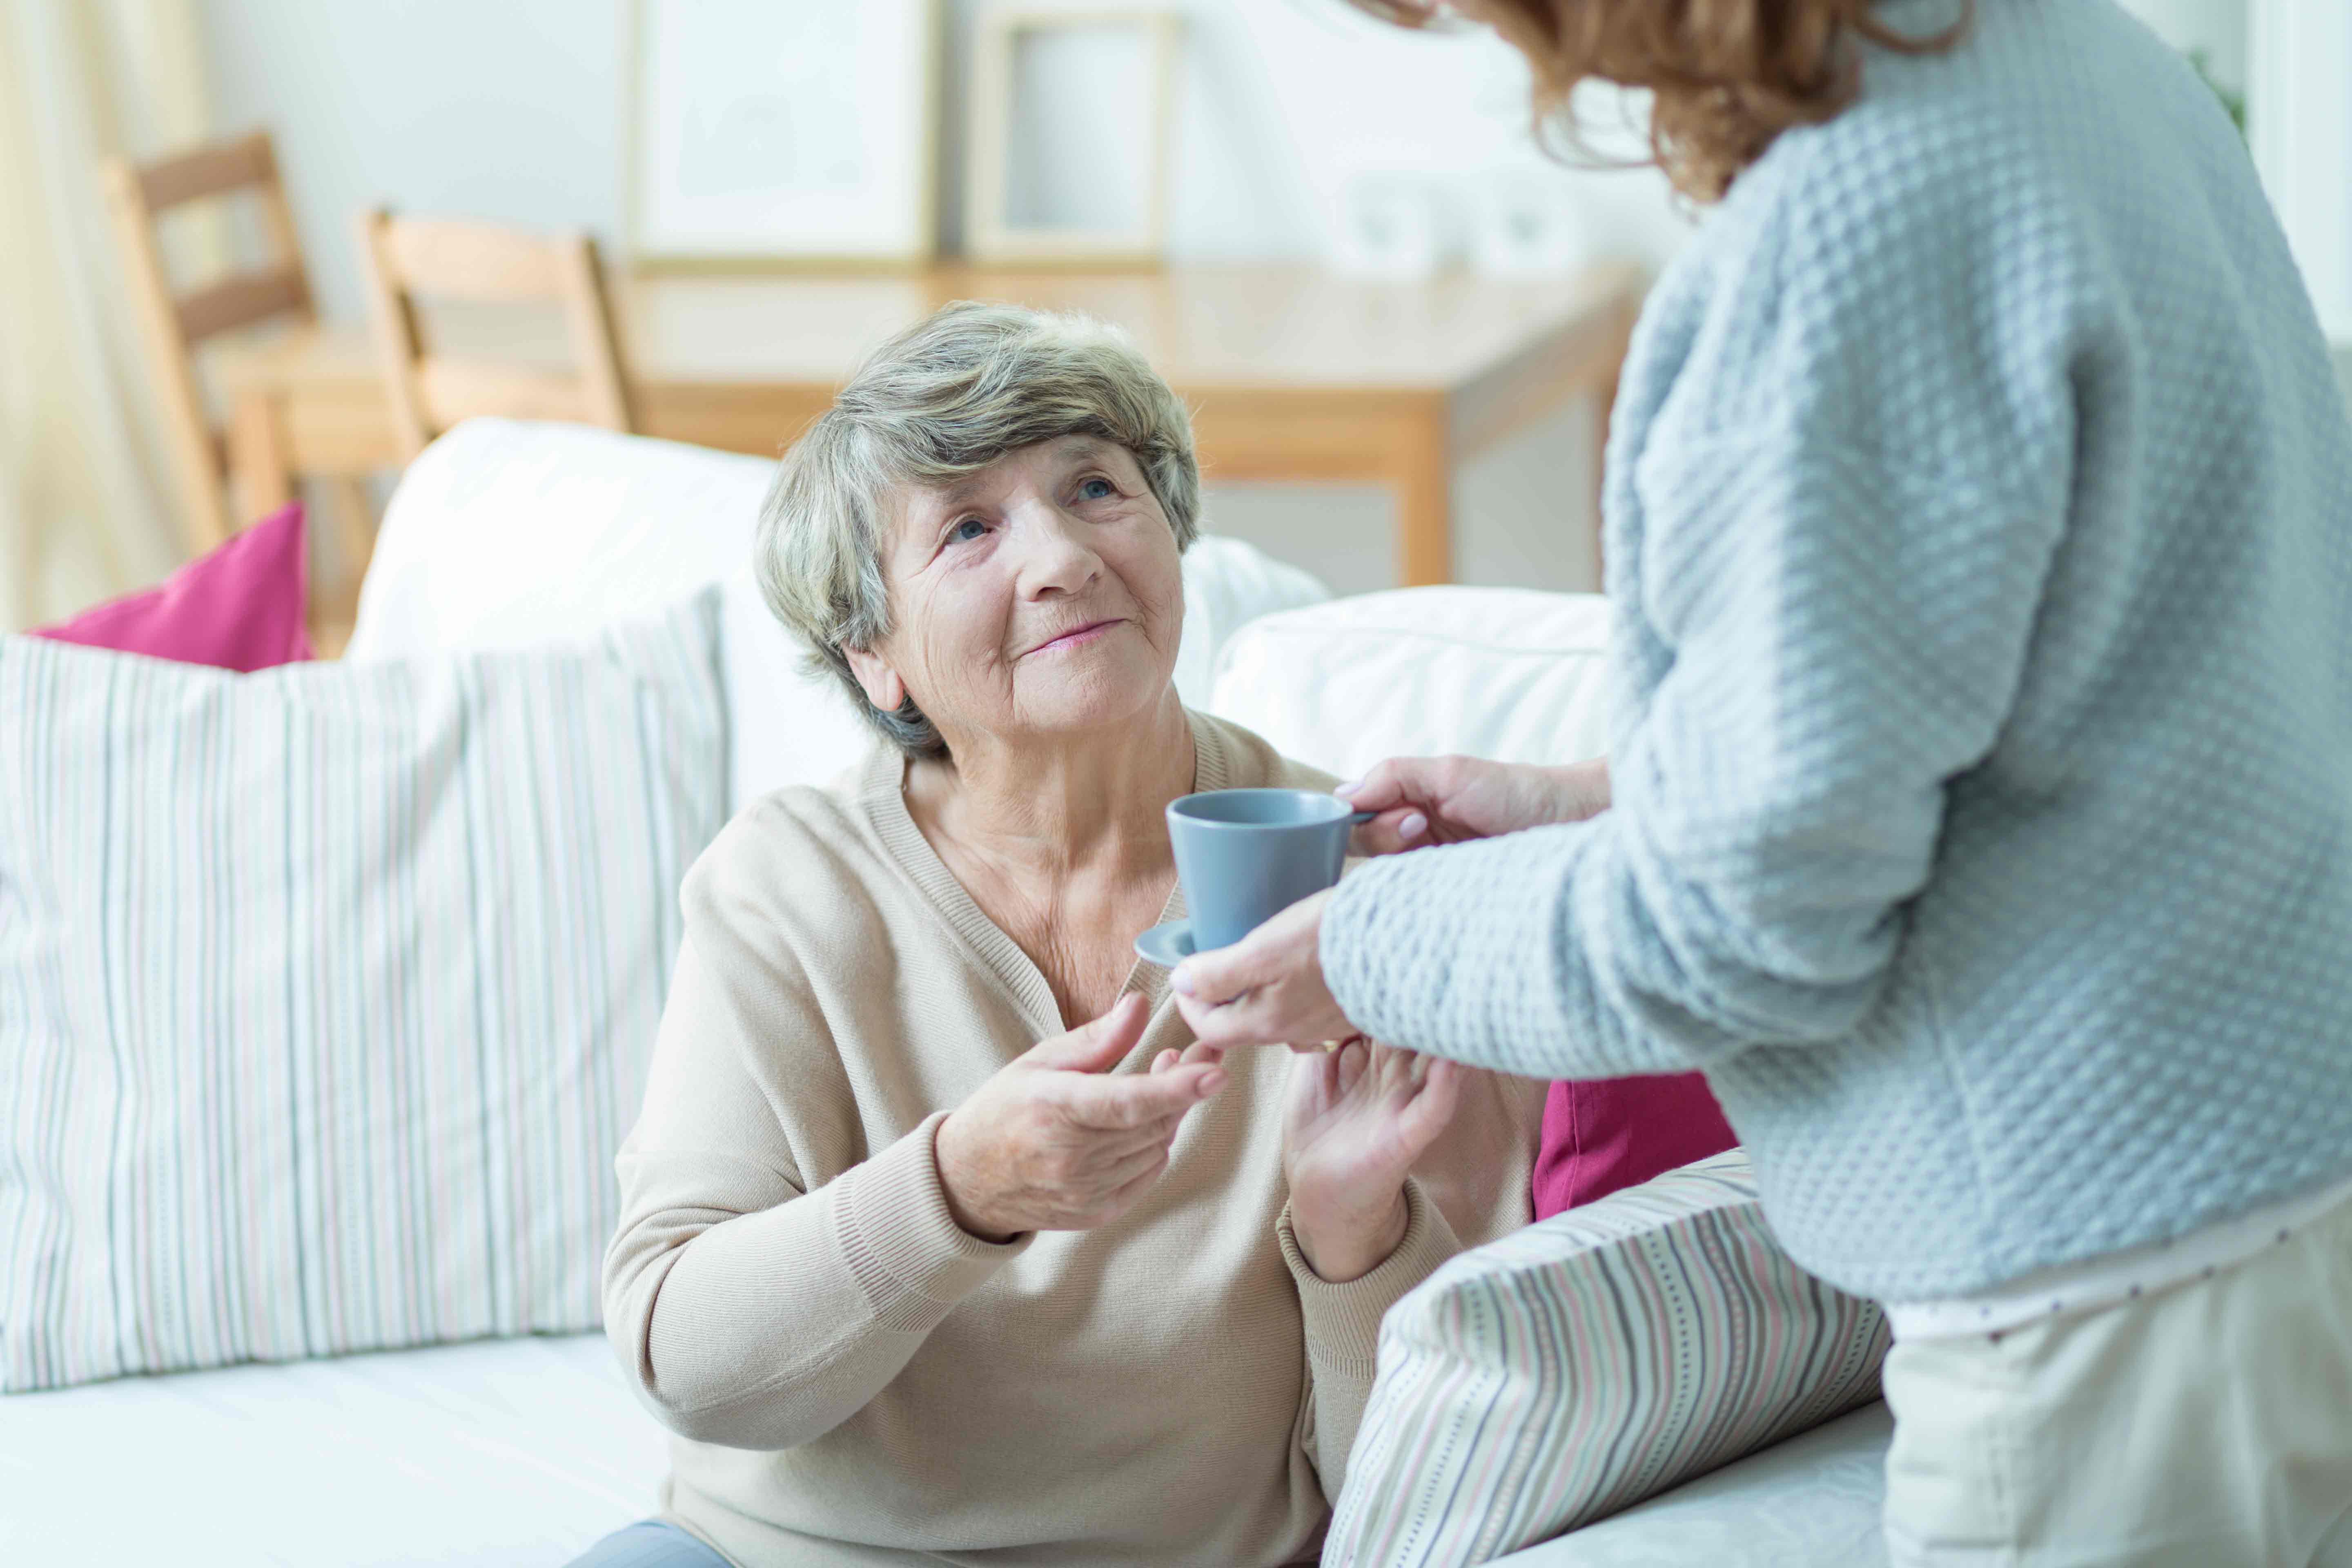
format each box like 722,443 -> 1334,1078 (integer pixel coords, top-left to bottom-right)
842,644 -> 906,717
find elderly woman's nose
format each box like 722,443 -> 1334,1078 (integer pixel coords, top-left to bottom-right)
1008,506 -> 1104,595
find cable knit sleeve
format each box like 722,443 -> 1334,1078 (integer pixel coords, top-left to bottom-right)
1321,128 -> 2101,1078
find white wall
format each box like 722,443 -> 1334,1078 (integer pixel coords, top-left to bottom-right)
2113,0 -> 2352,347
2116,0 -> 2247,88
202,0 -> 621,327
2248,0 -> 2352,342
199,0 -> 1690,595
200,0 -> 1689,318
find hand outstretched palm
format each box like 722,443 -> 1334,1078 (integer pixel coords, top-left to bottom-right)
1282,1039 -> 1460,1278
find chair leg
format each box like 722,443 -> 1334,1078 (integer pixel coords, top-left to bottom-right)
306,477 -> 377,659
324,475 -> 377,582
227,390 -> 296,526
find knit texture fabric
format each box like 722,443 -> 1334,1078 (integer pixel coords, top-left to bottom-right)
1323,0 -> 2352,1302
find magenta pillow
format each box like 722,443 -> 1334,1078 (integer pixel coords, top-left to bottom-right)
1532,1072 -> 1738,1220
32,502 -> 313,670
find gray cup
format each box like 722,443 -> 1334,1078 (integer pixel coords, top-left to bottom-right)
1167,789 -> 1372,951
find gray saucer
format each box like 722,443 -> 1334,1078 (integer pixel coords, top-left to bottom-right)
1133,918 -> 1196,967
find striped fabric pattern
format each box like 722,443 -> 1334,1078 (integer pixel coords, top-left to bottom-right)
0,589 -> 727,1392
1326,1149 -> 1889,1567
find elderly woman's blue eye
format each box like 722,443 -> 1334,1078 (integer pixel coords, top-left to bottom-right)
953,519 -> 988,542
1080,478 -> 1117,499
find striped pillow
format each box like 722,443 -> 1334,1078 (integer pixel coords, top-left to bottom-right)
0,590 -> 727,1392
1326,1149 -> 1888,1566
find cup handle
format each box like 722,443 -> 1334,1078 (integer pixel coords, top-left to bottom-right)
1347,810 -> 1377,824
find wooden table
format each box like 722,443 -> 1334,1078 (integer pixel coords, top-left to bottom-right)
218,261 -> 1645,587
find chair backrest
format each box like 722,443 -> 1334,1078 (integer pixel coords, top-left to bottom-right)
356,210 -> 634,462
100,129 -> 316,552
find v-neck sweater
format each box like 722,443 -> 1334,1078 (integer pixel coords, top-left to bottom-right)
603,709 -> 1544,1568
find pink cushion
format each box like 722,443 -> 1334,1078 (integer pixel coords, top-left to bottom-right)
32,503 -> 313,670
1533,1071 -> 1738,1219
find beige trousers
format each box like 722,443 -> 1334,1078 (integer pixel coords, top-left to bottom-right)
1882,1192 -> 2352,1568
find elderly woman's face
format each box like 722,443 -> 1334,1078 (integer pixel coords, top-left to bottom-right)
851,434 -> 1185,748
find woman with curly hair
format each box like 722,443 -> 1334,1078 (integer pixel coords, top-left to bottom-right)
1178,2 -> 2352,1564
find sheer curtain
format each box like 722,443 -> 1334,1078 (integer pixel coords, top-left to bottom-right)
0,0 -> 212,631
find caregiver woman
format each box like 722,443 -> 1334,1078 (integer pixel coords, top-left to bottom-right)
1175,1 -> 2352,1564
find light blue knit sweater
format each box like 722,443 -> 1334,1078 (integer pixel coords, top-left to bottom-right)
1323,0 -> 2352,1301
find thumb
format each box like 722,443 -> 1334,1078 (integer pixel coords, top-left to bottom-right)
1335,756 -> 1446,815
1339,759 -> 1441,854
1025,992 -> 1150,1073
1396,1056 -> 1463,1150
1169,924 -> 1284,1007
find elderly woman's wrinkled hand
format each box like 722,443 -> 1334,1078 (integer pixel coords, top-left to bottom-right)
1168,889 -> 1358,1054
1283,1039 -> 1460,1282
935,994 -> 1227,1241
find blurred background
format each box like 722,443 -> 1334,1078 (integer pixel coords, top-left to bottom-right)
0,0 -> 2332,644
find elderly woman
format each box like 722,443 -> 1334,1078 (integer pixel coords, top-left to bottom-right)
576,302 -> 1544,1568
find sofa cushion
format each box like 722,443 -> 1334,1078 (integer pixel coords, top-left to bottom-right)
1203,586 -> 1610,782
348,421 -> 772,658
350,419 -> 1327,809
32,501 -> 314,671
1535,1073 -> 1737,1218
1325,1150 -> 1889,1566
0,1332 -> 662,1567
0,590 -> 727,1391
1490,1402 -> 1893,1568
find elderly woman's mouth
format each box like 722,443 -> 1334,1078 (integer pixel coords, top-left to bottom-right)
1023,618 -> 1126,657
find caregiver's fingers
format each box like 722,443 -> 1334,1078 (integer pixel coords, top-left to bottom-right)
1173,989 -> 1321,1054
1171,889 -> 1330,1006
1169,933 -> 1281,1007
1334,756 -> 1437,813
1349,806 -> 1430,857
1173,989 -> 1269,1051
1336,755 -> 1470,817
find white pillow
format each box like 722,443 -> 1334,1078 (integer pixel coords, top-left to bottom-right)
1205,586 -> 1612,781
1327,1151 -> 1889,1566
0,591 -> 728,1391
354,419 -> 1330,808
718,564 -> 878,803
347,420 -> 773,659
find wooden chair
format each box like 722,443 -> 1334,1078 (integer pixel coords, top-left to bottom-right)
356,209 -> 634,461
100,129 -> 371,557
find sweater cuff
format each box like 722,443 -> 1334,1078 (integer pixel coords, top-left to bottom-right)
831,1110 -> 1031,1333
1278,1177 -> 1460,1379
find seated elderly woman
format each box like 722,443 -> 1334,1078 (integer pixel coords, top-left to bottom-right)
584,301 -> 1543,1568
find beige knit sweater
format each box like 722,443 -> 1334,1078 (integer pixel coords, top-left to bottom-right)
603,710 -> 1543,1568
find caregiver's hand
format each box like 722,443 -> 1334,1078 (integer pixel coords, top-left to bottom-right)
1340,755 -> 1611,855
1284,1039 -> 1460,1282
935,993 -> 1226,1241
1169,889 -> 1354,1054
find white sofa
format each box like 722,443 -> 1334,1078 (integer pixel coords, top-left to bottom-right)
0,422 -> 1892,1568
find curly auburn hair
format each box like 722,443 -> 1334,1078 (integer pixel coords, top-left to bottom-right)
1352,0 -> 1972,202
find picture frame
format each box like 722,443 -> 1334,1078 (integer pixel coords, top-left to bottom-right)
623,0 -> 942,273
966,8 -> 1183,269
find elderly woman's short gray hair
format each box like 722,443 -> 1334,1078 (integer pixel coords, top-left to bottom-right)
754,300 -> 1200,757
